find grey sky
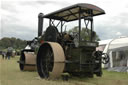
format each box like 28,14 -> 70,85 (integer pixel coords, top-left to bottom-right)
1,0 -> 128,40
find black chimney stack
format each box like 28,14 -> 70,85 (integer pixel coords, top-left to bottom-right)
38,13 -> 44,37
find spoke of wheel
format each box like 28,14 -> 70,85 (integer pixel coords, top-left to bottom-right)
41,59 -> 47,78
45,48 -> 54,76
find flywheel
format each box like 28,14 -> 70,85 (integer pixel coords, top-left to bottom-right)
37,42 -> 65,79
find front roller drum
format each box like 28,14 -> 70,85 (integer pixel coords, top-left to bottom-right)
18,50 -> 36,71
37,42 -> 65,79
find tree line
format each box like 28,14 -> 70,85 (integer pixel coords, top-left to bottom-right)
0,37 -> 27,50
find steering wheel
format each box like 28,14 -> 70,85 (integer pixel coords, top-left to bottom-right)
102,53 -> 109,64
92,51 -> 109,64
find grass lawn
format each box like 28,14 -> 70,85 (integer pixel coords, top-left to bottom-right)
0,55 -> 128,85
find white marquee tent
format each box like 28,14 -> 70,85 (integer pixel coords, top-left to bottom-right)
98,37 -> 128,72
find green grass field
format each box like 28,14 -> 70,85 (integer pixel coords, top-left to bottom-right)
0,56 -> 128,85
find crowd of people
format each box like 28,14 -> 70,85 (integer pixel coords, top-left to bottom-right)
1,51 -> 12,60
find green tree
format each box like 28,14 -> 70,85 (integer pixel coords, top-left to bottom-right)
0,37 -> 27,50
68,26 -> 100,41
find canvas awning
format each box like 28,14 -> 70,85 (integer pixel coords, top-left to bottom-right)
103,37 -> 128,72
103,37 -> 128,53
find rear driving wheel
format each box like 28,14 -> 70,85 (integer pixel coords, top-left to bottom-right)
40,46 -> 54,78
37,42 -> 65,79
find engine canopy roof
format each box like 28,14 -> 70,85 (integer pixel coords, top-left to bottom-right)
43,3 -> 105,22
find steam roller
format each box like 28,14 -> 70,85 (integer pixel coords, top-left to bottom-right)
37,42 -> 65,79
18,3 -> 109,79
35,3 -> 109,79
18,49 -> 36,71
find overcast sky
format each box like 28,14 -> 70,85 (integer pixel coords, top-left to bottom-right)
1,0 -> 128,40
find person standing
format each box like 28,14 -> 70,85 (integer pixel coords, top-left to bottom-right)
6,47 -> 13,60
2,51 -> 5,59
6,51 -> 11,60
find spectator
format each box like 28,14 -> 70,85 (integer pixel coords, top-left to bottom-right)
2,52 -> 6,59
6,51 -> 11,60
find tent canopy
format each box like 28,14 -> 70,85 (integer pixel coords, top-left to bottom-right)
102,37 -> 128,72
109,37 -> 128,49
103,37 -> 128,53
